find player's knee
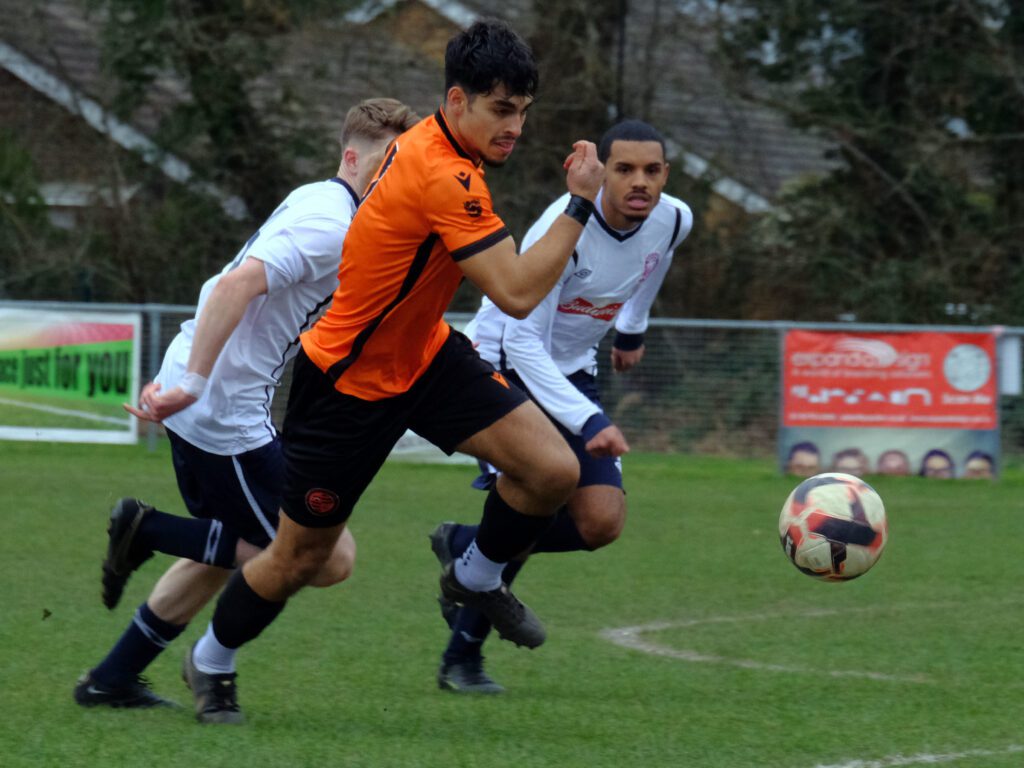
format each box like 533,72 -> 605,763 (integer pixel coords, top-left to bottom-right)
310,555 -> 352,588
529,446 -> 579,504
574,499 -> 626,550
295,547 -> 333,585
311,533 -> 357,588
269,539 -> 335,590
496,440 -> 578,509
577,513 -> 624,549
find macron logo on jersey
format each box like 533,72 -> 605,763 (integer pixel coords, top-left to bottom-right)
557,297 -> 623,321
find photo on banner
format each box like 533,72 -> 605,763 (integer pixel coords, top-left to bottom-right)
0,308 -> 141,444
778,330 -> 999,479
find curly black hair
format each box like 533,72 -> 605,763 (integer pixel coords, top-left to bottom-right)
445,19 -> 538,98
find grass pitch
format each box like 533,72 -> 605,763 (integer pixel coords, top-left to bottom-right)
1,441 -> 1022,767
0,390 -> 130,430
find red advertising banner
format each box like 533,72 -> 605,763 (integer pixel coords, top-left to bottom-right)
783,331 -> 996,430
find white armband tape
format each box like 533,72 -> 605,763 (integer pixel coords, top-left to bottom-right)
179,371 -> 208,399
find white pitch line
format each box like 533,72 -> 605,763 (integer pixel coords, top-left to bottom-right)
599,606 -> 934,684
0,396 -> 129,426
812,744 -> 1023,768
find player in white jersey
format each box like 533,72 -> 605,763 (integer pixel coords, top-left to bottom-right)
429,119 -> 692,693
74,98 -> 419,720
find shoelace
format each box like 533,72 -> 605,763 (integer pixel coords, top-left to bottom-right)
211,678 -> 240,710
481,585 -> 525,623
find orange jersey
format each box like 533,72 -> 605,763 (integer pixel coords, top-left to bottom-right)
301,109 -> 510,400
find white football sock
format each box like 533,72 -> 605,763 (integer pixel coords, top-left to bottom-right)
192,624 -> 237,675
454,539 -> 505,592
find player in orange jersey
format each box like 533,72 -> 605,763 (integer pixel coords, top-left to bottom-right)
182,19 -> 605,721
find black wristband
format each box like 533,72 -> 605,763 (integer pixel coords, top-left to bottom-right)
564,194 -> 594,226
614,331 -> 645,351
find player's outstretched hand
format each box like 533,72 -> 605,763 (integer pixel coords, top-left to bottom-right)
563,141 -> 604,202
585,424 -> 630,458
611,345 -> 645,373
123,381 -> 197,423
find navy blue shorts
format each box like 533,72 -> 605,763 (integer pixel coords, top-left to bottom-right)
166,428 -> 281,548
473,368 -> 623,491
280,329 -> 530,528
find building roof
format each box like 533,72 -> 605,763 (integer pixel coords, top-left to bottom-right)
0,0 -> 247,218
343,0 -> 837,208
0,0 -> 837,216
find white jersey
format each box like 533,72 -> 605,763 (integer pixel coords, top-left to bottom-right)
157,178 -> 360,455
466,189 -> 692,436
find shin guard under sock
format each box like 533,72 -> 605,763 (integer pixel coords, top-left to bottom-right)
209,569 -> 286,650
138,511 -> 239,568
91,602 -> 186,686
530,507 -> 590,553
474,489 -> 554,563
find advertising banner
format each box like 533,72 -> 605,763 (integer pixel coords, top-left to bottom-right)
779,331 -> 999,479
0,308 -> 141,444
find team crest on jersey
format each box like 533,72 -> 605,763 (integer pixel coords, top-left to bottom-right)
463,199 -> 482,218
640,252 -> 660,282
305,488 -> 340,516
557,297 -> 624,321
454,171 -> 472,191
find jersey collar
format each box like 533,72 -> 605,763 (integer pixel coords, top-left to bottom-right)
592,189 -> 645,242
328,176 -> 362,208
435,108 -> 479,166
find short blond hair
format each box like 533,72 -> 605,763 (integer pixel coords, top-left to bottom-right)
340,98 -> 420,148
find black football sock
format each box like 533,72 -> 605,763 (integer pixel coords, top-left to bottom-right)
209,569 -> 286,649
530,506 -> 591,553
474,489 -> 554,563
443,607 -> 491,664
450,509 -> 586,561
137,511 -> 239,567
449,523 -> 477,559
91,602 -> 186,686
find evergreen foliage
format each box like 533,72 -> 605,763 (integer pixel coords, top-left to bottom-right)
712,0 -> 1024,322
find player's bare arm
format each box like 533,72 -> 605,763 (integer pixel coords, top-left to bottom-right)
458,141 -> 604,318
125,257 -> 269,423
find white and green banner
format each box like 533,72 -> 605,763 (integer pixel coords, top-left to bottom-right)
0,308 -> 141,444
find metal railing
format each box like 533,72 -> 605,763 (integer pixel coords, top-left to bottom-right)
4,300 -> 1022,458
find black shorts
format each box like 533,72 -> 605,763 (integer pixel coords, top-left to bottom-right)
281,329 -> 529,528
166,428 -> 281,548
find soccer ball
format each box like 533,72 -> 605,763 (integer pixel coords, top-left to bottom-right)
778,472 -> 888,581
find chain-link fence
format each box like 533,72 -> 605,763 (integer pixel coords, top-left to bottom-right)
5,301 -> 1023,459
599,319 -> 1024,461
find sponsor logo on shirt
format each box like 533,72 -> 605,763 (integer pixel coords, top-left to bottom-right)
454,171 -> 472,191
463,199 -> 482,218
557,297 -> 623,321
573,268 -> 592,279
